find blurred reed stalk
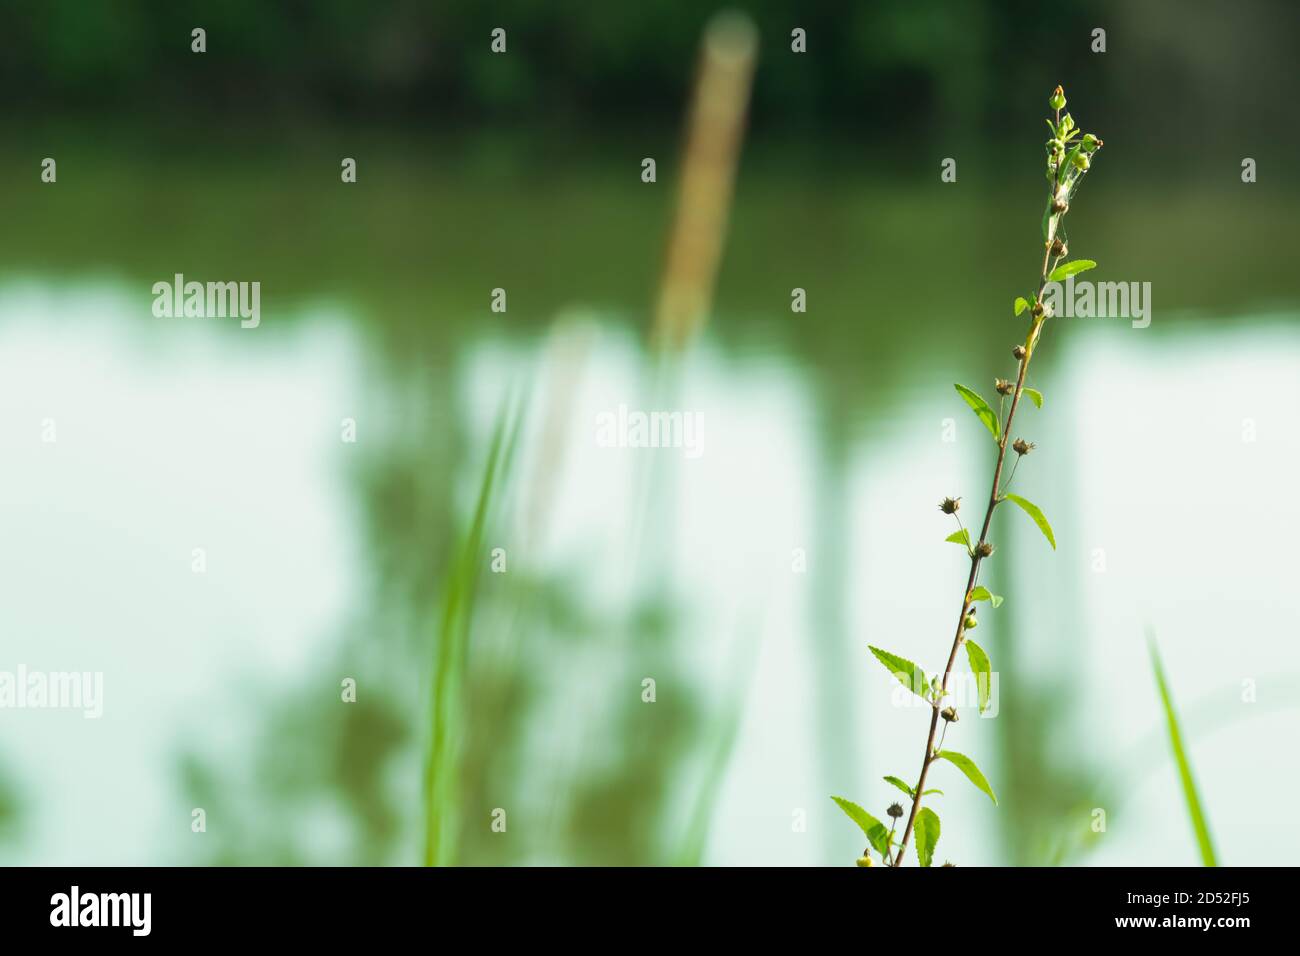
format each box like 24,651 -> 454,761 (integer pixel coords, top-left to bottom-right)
650,11 -> 757,353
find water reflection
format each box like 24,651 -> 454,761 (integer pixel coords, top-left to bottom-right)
1,280 -> 1297,867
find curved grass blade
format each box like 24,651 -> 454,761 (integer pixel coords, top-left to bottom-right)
1148,633 -> 1218,866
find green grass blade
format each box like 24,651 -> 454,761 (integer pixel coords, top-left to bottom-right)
1148,633 -> 1217,866
423,396 -> 522,866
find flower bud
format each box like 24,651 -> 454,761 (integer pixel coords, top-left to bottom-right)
1046,138 -> 1064,157
995,378 -> 1013,396
939,496 -> 961,515
963,614 -> 978,630
1012,345 -> 1027,360
975,541 -> 994,558
1012,438 -> 1036,456
856,855 -> 874,867
887,802 -> 904,819
1082,133 -> 1101,152
1071,151 -> 1090,171
1049,86 -> 1066,111
941,706 -> 959,723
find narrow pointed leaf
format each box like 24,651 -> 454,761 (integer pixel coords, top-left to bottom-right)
868,646 -> 928,698
964,639 -> 993,714
915,808 -> 941,868
1022,387 -> 1044,408
954,384 -> 1000,441
1002,493 -> 1056,550
1047,259 -> 1097,282
936,750 -> 998,805
883,776 -> 914,798
1148,636 -> 1217,866
968,586 -> 1003,608
831,796 -> 891,858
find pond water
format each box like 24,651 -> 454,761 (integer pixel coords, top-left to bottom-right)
1,143 -> 1297,865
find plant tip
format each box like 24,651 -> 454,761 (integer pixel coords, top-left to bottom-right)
939,496 -> 961,515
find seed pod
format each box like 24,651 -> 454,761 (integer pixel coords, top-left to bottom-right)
1012,438 -> 1036,456
963,614 -> 978,630
887,802 -> 904,819
941,706 -> 959,723
939,496 -> 961,515
1050,237 -> 1067,257
1013,345 -> 1027,360
856,855 -> 874,868
1049,86 -> 1066,111
975,541 -> 994,558
1072,151 -> 1090,171
995,378 -> 1014,396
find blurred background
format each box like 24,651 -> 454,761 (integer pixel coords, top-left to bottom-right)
1,0 -> 1298,866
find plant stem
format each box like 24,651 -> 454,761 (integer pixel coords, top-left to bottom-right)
890,240 -> 1064,867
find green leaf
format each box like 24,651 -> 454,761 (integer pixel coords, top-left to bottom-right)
936,751 -> 998,806
1148,635 -> 1217,866
945,529 -> 971,550
868,646 -> 928,698
1047,259 -> 1097,283
964,639 -> 993,714
968,586 -> 1003,608
1002,493 -> 1056,550
831,796 -> 891,858
914,808 -> 941,868
1014,296 -> 1030,316
1022,387 -> 1044,408
921,789 -> 943,796
883,776 -> 913,798
954,384 -> 1000,442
